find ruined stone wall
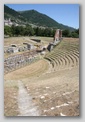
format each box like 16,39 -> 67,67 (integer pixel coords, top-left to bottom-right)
54,29 -> 62,41
59,30 -> 62,40
54,29 -> 60,41
4,50 -> 39,74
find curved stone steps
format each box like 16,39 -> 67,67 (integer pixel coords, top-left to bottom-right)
61,43 -> 79,47
56,45 -> 79,52
45,45 -> 79,59
45,42 -> 79,72
75,50 -> 79,54
58,55 -> 70,69
72,51 -> 79,62
56,55 -> 73,70
50,57 -> 60,71
46,51 -> 75,71
52,55 -> 67,70
73,51 -> 79,58
56,44 -> 79,50
73,52 -> 79,65
45,57 -> 58,72
50,51 -> 77,66
55,53 -> 77,69
59,47 -> 79,53
51,57 -> 60,72
51,47 -> 79,56
50,51 -> 73,64
50,52 -> 67,70
56,58 -> 67,70
50,55 -> 66,71
59,42 -> 79,46
45,57 -> 54,68
50,54 -> 74,71
51,57 -> 58,68
66,52 -> 79,67
66,54 -> 75,67
69,49 -> 79,54
71,53 -> 79,66
56,58 -> 63,70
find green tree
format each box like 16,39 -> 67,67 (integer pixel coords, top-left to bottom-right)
71,32 -> 79,38
70,28 -> 79,38
35,27 -> 40,36
62,29 -> 70,37
4,26 -> 12,36
75,28 -> 79,35
28,26 -> 34,36
11,25 -> 16,36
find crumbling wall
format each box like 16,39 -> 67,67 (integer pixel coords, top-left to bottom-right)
54,29 -> 62,41
47,29 -> 63,51
4,50 -> 38,74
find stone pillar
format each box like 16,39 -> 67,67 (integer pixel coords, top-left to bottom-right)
54,29 -> 60,41
59,30 -> 62,40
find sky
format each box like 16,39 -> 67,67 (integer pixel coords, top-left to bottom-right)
5,4 -> 79,29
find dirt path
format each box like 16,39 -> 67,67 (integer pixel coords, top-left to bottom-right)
18,80 -> 40,116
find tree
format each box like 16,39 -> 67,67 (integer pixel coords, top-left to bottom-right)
62,29 -> 70,37
71,32 -> 79,38
75,28 -> 79,35
71,28 -> 79,38
4,26 -> 12,36
35,27 -> 40,36
28,26 -> 34,36
11,25 -> 16,36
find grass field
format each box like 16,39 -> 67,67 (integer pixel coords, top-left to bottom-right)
4,37 -> 79,116
4,36 -> 53,46
4,80 -> 19,116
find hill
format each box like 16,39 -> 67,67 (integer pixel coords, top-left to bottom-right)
19,10 -> 75,31
4,5 -> 75,31
4,5 -> 27,24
